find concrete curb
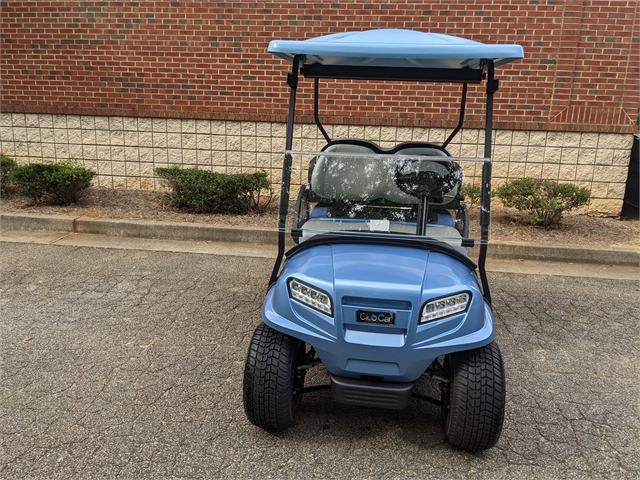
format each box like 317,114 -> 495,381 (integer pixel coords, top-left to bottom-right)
1,213 -> 76,233
0,212 -> 277,245
487,241 -> 638,266
2,212 -> 638,267
75,217 -> 278,245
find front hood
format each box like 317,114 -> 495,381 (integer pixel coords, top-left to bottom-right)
330,243 -> 478,303
331,244 -> 429,306
283,243 -> 477,300
275,243 -> 480,337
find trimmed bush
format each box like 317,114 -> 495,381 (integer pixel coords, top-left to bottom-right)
155,167 -> 271,214
11,159 -> 96,205
493,178 -> 591,229
1,153 -> 18,196
461,183 -> 482,207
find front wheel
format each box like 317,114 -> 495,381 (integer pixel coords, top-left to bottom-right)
442,342 -> 506,452
243,323 -> 306,432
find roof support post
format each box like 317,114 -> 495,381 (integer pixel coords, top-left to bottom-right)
442,83 -> 468,149
270,55 -> 301,286
478,60 -> 498,304
314,78 -> 331,143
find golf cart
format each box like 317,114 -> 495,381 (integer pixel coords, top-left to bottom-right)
243,29 -> 523,452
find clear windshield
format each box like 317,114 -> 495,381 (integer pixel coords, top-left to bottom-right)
281,150 -> 490,254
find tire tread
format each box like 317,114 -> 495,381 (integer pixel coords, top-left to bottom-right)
444,342 -> 505,452
243,323 -> 303,432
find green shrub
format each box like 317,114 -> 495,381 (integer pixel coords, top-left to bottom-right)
461,183 -> 482,207
1,153 -> 18,196
11,159 -> 96,205
493,178 -> 591,229
155,166 -> 272,214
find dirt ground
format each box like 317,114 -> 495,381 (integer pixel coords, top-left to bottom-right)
1,187 -> 638,249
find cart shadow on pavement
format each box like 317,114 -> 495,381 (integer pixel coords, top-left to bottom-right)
249,365 -> 452,450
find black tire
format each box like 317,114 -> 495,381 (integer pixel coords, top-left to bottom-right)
243,323 -> 306,432
442,342 -> 506,452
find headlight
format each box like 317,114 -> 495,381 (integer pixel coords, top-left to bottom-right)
288,278 -> 333,316
420,292 -> 470,324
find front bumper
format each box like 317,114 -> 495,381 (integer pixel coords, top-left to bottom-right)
330,374 -> 414,409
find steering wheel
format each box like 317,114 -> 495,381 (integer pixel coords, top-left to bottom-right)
394,159 -> 459,200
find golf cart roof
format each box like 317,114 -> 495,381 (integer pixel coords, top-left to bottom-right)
268,29 -> 524,70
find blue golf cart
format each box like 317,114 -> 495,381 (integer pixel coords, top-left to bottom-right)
243,29 -> 523,452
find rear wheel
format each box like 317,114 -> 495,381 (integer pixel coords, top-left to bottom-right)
243,323 -> 306,432
442,342 -> 506,452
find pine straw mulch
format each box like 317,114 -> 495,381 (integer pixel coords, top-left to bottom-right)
1,187 -> 638,250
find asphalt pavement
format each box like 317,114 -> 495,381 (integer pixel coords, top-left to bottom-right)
0,241 -> 638,479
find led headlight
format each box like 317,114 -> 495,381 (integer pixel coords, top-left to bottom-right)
420,292 -> 470,324
288,278 -> 333,316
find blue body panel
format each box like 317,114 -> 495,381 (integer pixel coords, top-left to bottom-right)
263,243 -> 494,383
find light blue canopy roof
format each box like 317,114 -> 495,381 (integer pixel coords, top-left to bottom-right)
269,29 -> 523,69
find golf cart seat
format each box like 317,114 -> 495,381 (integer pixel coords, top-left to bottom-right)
309,140 -> 411,205
393,143 -> 461,206
308,139 -> 459,206
298,139 -> 464,250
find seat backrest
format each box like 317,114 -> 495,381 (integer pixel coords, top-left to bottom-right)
393,145 -> 460,206
392,145 -> 448,157
310,142 -> 416,204
309,140 -> 461,206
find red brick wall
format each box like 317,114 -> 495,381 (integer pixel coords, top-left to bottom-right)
1,1 -> 638,133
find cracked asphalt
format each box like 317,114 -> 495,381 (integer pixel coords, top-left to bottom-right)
0,242 -> 638,479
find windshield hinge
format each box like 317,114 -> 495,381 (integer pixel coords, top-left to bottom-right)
287,72 -> 298,89
484,61 -> 499,93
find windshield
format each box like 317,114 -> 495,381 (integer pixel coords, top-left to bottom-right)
281,150 -> 490,254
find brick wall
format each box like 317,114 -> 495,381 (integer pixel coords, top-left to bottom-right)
1,0 -> 638,133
